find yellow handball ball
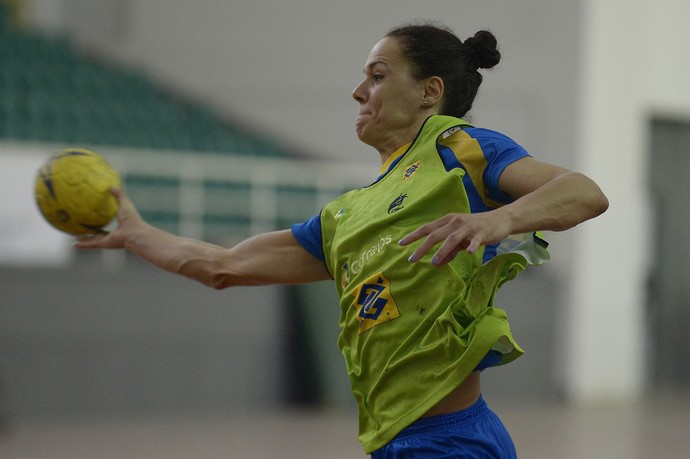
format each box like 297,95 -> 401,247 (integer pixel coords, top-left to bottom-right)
34,148 -> 121,235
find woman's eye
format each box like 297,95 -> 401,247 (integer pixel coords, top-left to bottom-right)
373,74 -> 383,82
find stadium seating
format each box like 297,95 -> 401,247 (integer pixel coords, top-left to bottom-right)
0,11 -> 285,157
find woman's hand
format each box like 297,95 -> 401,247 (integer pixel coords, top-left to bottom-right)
74,188 -> 144,250
399,209 -> 512,266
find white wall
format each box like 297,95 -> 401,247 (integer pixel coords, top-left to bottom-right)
21,0 -> 690,403
568,0 -> 690,402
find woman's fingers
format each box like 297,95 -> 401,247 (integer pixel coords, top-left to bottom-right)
400,212 -> 506,266
401,214 -> 473,264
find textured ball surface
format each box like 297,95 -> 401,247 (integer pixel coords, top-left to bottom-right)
34,148 -> 121,235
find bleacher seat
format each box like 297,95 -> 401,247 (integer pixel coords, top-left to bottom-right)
0,9 -> 286,158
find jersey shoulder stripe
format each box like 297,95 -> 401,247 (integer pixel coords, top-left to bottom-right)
438,127 -> 531,208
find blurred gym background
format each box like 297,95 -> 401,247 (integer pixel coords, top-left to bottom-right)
1,1 -> 689,457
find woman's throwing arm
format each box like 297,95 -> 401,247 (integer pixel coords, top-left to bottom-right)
74,188 -> 331,288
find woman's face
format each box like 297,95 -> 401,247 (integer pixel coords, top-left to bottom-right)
352,37 -> 429,151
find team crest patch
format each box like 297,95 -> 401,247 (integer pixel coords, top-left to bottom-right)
351,272 -> 400,334
402,161 -> 420,182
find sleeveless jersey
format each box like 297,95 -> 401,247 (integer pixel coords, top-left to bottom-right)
296,115 -> 549,453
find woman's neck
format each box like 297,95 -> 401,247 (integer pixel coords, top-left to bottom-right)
377,111 -> 440,163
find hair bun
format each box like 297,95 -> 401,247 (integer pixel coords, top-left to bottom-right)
463,30 -> 501,70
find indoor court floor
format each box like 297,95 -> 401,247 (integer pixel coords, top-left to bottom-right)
1,391 -> 689,458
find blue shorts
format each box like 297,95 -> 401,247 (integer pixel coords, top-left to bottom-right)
370,396 -> 517,458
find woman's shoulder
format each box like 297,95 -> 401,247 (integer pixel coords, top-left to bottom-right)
454,125 -> 521,145
438,123 -> 531,170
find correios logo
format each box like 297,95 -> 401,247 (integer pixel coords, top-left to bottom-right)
340,235 -> 393,288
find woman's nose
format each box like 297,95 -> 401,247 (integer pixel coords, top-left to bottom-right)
352,80 -> 366,103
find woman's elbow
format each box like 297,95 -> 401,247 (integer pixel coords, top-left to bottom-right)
208,271 -> 240,290
176,258 -> 238,290
590,184 -> 610,219
576,173 -> 609,221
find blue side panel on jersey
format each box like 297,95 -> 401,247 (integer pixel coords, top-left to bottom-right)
437,144 -> 498,263
475,350 -> 503,371
437,145 -> 490,214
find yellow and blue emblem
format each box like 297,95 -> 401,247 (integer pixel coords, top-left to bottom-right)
402,160 -> 420,182
351,272 -> 400,333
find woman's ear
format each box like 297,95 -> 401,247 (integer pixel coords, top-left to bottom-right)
423,76 -> 444,106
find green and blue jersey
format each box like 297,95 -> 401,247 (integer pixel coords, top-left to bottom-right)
291,115 -> 548,453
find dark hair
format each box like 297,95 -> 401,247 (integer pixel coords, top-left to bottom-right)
386,22 -> 500,118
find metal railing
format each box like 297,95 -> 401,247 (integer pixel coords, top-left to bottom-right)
106,148 -> 374,244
